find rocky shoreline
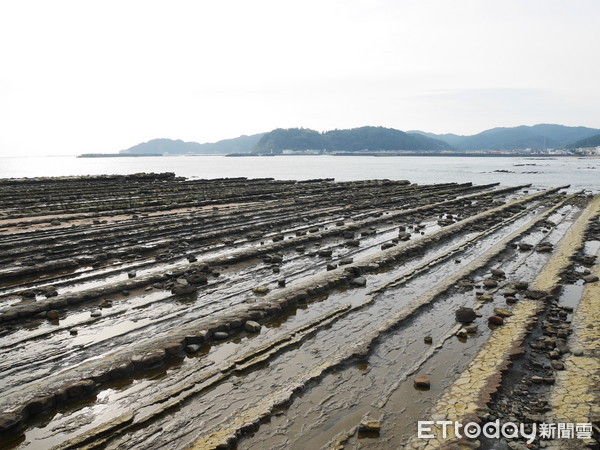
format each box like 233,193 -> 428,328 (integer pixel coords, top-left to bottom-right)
0,174 -> 597,449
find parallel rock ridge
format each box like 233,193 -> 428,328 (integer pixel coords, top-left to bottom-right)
0,174 -> 596,450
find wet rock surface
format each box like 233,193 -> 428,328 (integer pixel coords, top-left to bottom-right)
0,174 -> 596,449
480,211 -> 600,450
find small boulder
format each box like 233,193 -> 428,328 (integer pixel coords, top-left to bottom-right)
171,283 -> 197,295
483,279 -> 498,288
583,274 -> 599,283
488,315 -> 504,325
351,277 -> 367,287
185,344 -> 201,353
358,415 -> 381,433
252,286 -> 270,295
514,281 -> 529,290
214,331 -> 229,340
187,274 -> 208,285
551,361 -> 565,370
19,290 -> 36,299
414,375 -> 431,389
493,307 -> 513,317
244,321 -> 261,333
455,307 -> 477,323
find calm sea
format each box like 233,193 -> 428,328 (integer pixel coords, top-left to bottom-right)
0,155 -> 598,193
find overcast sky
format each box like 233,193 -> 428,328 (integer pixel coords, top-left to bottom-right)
1,0 -> 599,156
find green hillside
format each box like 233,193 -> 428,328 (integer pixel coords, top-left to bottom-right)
252,126 -> 452,154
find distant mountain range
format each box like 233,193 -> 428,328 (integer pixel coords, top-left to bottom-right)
120,134 -> 264,155
410,124 -> 600,151
118,124 -> 600,156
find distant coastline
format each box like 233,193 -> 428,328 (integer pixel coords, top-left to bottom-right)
77,153 -> 163,158
78,152 -> 591,158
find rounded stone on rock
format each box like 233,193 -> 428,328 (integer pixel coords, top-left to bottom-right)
47,310 -> 59,320
483,279 -> 498,288
244,320 -> 261,333
252,286 -> 269,295
488,315 -> 504,325
551,361 -> 565,370
185,344 -> 201,354
490,269 -> 505,277
514,281 -> 529,290
214,331 -> 229,340
424,336 -> 433,344
351,277 -> 367,287
583,274 -> 599,283
455,307 -> 477,323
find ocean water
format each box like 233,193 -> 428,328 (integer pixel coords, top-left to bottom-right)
0,155 -> 598,193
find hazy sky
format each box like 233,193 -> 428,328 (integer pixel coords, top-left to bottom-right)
1,0 -> 599,156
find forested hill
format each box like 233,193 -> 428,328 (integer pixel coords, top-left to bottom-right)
566,133 -> 600,149
411,124 -> 600,151
120,134 -> 264,155
251,126 -> 452,154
